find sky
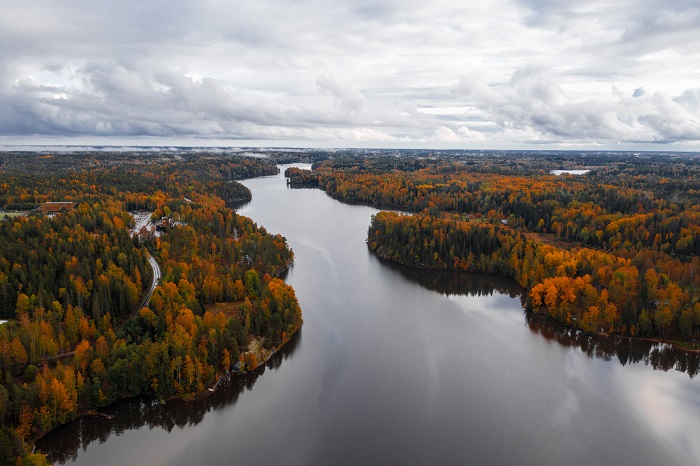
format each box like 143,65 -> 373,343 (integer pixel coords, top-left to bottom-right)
1,0 -> 699,150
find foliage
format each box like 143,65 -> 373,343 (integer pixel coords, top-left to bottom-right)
0,152 -> 300,452
291,154 -> 700,342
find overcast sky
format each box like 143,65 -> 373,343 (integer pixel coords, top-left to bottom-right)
1,0 -> 699,150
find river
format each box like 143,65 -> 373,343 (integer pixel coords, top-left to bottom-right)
38,164 -> 700,465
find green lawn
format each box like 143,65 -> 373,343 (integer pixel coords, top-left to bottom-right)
1,211 -> 28,218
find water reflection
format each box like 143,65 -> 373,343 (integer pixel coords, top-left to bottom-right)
527,315 -> 700,378
376,254 -> 700,378
37,329 -> 302,465
375,254 -> 523,300
230,199 -> 251,211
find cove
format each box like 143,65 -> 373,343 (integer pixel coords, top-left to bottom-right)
37,164 -> 700,465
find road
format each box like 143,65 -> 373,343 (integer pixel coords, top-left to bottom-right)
142,255 -> 161,308
128,211 -> 161,308
44,254 -> 162,363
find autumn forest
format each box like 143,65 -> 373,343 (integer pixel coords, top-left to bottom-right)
286,153 -> 700,343
3,148 -> 700,464
0,152 -> 302,464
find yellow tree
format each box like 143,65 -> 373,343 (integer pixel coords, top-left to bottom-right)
581,306 -> 600,333
73,339 -> 93,374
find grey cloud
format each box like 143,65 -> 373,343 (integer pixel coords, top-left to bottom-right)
516,0 -> 700,53
0,60 -> 423,141
458,69 -> 700,144
316,76 -> 367,113
1,0 -> 699,148
41,62 -> 66,74
674,90 -> 700,112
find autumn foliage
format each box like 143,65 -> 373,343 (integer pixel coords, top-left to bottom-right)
0,152 -> 301,461
293,156 -> 700,342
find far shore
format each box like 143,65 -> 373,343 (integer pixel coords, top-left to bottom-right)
370,246 -> 700,356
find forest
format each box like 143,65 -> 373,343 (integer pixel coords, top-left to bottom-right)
287,154 -> 700,345
0,152 -> 301,464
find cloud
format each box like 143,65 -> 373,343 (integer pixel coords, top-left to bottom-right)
41,62 -> 66,74
458,67 -> 700,144
457,127 -> 487,142
0,0 -> 699,148
434,126 -> 460,142
0,61 -> 421,142
316,76 -> 367,113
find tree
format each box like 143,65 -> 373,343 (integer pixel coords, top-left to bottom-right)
581,306 -> 600,333
654,307 -> 673,336
74,340 -> 93,374
602,302 -> 618,331
16,401 -> 33,440
638,309 -> 651,336
679,307 -> 694,337
222,348 -> 231,373
20,453 -> 51,465
0,385 -> 8,424
0,426 -> 25,466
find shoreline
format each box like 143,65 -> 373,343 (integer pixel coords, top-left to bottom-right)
528,312 -> 700,354
369,246 -> 700,356
32,324 -> 301,450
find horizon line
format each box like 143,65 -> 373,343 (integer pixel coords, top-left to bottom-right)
1,143 -> 700,156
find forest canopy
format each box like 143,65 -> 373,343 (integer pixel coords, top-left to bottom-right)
0,152 -> 301,463
288,154 -> 700,342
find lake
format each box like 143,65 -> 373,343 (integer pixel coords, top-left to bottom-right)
550,169 -> 591,175
38,164 -> 700,465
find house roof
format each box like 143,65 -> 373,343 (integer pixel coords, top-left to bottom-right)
35,202 -> 77,214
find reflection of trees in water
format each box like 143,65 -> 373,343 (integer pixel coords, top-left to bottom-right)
37,330 -> 302,464
230,199 -> 251,211
527,314 -> 700,378
376,255 -> 525,301
378,255 -> 700,378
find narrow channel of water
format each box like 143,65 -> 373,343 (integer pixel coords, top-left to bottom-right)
38,165 -> 700,465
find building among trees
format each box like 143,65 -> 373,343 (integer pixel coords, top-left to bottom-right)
35,201 -> 77,216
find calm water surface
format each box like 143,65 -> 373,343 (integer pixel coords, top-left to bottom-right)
39,165 -> 700,465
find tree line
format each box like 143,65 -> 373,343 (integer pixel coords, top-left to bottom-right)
368,212 -> 700,339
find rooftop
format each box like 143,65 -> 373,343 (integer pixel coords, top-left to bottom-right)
35,201 -> 77,214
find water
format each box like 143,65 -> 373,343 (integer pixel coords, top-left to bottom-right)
550,169 -> 590,175
38,164 -> 700,465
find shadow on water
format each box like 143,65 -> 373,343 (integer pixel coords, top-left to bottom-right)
36,329 -> 302,464
373,251 -> 700,378
527,315 -> 700,378
374,253 -> 524,300
230,199 -> 251,211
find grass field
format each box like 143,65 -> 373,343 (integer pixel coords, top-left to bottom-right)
204,301 -> 244,319
1,211 -> 28,218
